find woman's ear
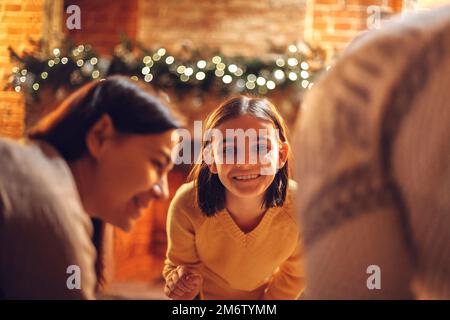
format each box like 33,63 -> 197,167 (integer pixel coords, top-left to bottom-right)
278,142 -> 289,169
85,114 -> 116,160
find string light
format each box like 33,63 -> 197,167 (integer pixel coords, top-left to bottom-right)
288,72 -> 297,81
287,58 -> 298,67
274,69 -> 285,80
256,77 -> 266,86
300,71 -> 309,79
197,60 -> 207,69
10,43 -> 325,99
222,75 -> 232,84
266,80 -> 276,90
195,72 -> 206,80
157,48 -> 166,56
165,56 -> 174,64
142,66 -> 151,75
228,64 -> 238,73
144,74 -> 153,82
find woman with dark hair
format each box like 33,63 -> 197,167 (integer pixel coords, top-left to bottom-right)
0,76 -> 181,299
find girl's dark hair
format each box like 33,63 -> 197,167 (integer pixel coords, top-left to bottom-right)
188,96 -> 291,217
28,75 -> 181,289
28,75 -> 181,161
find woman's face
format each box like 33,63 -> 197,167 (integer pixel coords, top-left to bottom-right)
208,114 -> 288,201
86,117 -> 178,231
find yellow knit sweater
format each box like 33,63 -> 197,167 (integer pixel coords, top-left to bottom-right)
163,180 -> 304,300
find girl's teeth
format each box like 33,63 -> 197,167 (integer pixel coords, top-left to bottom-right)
235,175 -> 259,180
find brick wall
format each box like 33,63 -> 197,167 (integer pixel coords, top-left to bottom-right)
0,0 -> 44,139
138,0 -> 307,57
305,0 -> 403,58
64,0 -> 138,56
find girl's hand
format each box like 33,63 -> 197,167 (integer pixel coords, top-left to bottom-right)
164,265 -> 203,300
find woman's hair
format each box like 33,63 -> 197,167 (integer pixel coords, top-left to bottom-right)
189,96 -> 291,217
28,75 -> 181,161
28,75 -> 181,289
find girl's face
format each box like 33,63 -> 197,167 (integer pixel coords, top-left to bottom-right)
208,114 -> 288,201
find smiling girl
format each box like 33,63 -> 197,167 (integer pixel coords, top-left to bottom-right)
163,96 -> 304,300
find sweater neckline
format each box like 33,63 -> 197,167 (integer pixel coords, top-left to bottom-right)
217,206 -> 279,245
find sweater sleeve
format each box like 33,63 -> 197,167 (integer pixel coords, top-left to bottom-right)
263,241 -> 305,300
163,186 -> 202,281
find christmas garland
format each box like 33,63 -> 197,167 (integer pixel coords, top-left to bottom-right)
7,37 -> 327,101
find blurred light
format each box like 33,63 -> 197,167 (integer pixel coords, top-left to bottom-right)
61,57 -> 68,64
92,70 -> 100,79
274,69 -> 285,80
144,74 -> 153,82
21,69 -> 27,76
288,45 -> 297,53
276,58 -> 285,67
76,60 -> 84,67
288,72 -> 297,81
216,63 -> 226,71
41,72 -> 48,79
19,76 -> 26,83
152,53 -> 161,61
130,76 -> 138,81
14,86 -> 21,92
177,65 -> 186,74
165,56 -> 174,64
212,56 -> 221,64
184,67 -> 194,76
245,82 -> 256,90
180,74 -> 189,82
48,60 -> 55,67
90,57 -> 98,65
222,75 -> 232,84
235,68 -> 243,76
196,71 -> 206,80
142,66 -> 151,75
157,48 -> 166,56
32,83 -> 39,91
236,79 -> 245,88
215,69 -> 224,77
301,62 -> 309,70
228,64 -> 238,73
197,60 -> 207,69
143,56 -> 152,64
287,58 -> 298,67
53,48 -> 61,56
247,74 -> 257,82
301,70 -> 309,79
256,77 -> 266,86
266,80 -> 276,90
308,83 -> 314,90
